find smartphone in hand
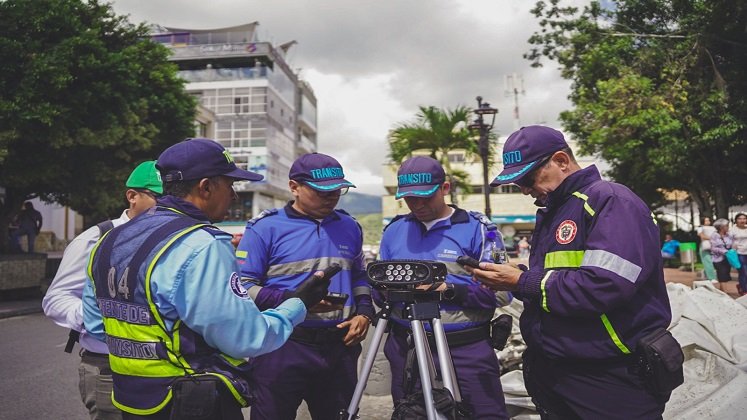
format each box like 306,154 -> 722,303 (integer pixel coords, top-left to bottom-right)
456,256 -> 481,269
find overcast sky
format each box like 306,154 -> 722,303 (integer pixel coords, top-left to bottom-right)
110,0 -> 584,195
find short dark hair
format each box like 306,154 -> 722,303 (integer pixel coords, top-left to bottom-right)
163,176 -> 224,198
163,179 -> 201,198
24,201 -> 34,210
735,213 -> 747,222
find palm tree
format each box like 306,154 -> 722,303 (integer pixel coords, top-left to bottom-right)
388,105 -> 494,205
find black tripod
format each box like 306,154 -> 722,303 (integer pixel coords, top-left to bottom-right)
339,290 -> 462,420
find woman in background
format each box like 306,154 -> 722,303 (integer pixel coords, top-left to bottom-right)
710,218 -> 734,292
697,217 -> 717,281
729,213 -> 747,296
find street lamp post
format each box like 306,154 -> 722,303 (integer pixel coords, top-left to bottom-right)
468,96 -> 498,218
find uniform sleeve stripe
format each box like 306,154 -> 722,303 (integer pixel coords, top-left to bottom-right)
581,249 -> 641,284
235,250 -> 247,258
541,270 -> 554,313
267,257 -> 352,278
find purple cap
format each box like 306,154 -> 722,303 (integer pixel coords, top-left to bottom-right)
395,156 -> 446,199
289,153 -> 355,191
156,138 -> 263,182
491,125 -> 568,186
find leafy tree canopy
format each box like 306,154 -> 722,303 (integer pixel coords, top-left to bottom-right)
0,0 -> 196,251
527,0 -> 747,219
388,105 -> 494,204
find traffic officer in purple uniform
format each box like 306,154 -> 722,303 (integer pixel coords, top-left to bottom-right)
379,156 -> 511,419
236,153 -> 373,420
468,126 -> 676,419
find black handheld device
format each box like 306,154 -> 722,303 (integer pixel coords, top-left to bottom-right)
456,256 -> 481,269
321,263 -> 342,280
323,292 -> 349,305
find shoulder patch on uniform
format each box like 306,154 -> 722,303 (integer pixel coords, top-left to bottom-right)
468,211 -> 497,230
229,272 -> 249,299
247,208 -> 279,226
383,214 -> 408,232
556,220 -> 578,244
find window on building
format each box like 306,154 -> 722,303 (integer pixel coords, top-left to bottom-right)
447,153 -> 465,163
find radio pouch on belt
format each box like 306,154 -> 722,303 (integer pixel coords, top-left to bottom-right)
169,375 -> 223,420
635,328 -> 684,396
490,314 -> 513,350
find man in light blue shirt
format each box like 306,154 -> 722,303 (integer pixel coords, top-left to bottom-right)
83,138 -> 330,419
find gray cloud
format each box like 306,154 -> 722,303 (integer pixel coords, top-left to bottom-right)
111,0 -> 577,194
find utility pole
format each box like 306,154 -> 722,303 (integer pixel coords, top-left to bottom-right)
504,74 -> 525,131
468,97 -> 498,219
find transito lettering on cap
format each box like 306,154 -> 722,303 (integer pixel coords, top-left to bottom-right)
310,167 -> 344,179
398,172 -> 432,185
503,150 -> 522,165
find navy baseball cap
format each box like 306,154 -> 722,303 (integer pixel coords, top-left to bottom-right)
395,156 -> 446,199
289,153 -> 355,191
157,138 -> 263,182
491,125 -> 569,186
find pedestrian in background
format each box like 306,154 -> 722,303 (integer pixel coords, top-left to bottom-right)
43,161 -> 162,420
710,218 -> 734,292
379,156 -> 510,419
236,152 -> 372,420
661,233 -> 680,268
518,236 -> 530,259
697,217 -> 717,281
83,139 -> 321,419
11,201 -> 43,252
729,213 -> 747,295
470,125 -> 678,419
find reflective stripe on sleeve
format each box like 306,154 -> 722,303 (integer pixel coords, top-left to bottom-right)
581,249 -> 642,284
544,250 -> 585,268
235,250 -> 248,258
540,270 -> 554,313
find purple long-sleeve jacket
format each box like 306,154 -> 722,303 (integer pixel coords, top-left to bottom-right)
709,231 -> 734,263
516,166 -> 671,360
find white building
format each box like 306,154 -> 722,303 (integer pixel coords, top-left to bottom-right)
151,22 -> 317,221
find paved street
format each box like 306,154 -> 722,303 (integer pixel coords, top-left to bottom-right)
0,313 -> 88,419
0,312 -> 394,419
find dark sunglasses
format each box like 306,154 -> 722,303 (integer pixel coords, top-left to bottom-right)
515,154 -> 553,188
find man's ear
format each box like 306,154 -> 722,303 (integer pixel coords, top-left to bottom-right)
289,180 -> 301,196
197,178 -> 212,197
125,189 -> 138,204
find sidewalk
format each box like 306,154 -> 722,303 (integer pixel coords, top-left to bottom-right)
0,291 -> 42,319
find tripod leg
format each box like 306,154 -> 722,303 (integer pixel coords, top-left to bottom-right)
411,320 -> 447,420
340,317 -> 389,420
431,318 -> 462,402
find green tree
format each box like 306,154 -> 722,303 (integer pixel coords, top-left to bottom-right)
526,0 -> 747,219
0,0 -> 196,252
388,105 -> 491,205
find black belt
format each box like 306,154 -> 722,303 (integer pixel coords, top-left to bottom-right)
391,323 -> 490,348
290,327 -> 347,345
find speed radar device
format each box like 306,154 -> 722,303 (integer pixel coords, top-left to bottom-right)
366,260 -> 447,290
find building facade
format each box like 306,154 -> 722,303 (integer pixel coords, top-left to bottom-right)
151,22 -> 317,221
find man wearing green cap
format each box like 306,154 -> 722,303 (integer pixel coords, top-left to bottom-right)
43,161 -> 162,420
